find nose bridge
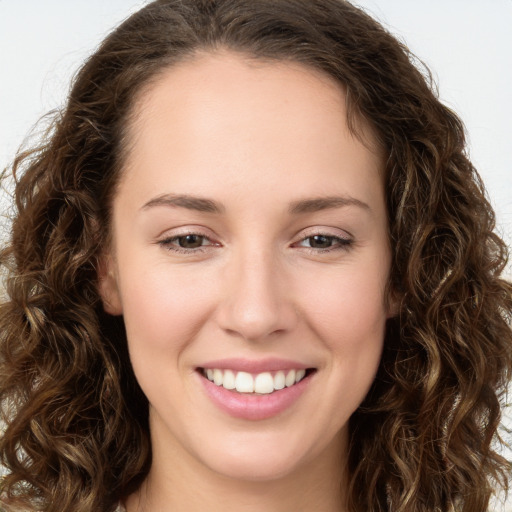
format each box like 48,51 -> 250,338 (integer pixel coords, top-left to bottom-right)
219,241 -> 295,341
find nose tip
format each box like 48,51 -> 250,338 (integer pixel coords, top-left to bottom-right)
216,256 -> 297,342
222,299 -> 286,341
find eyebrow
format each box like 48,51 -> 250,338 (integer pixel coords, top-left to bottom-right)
141,193 -> 370,215
141,194 -> 225,214
288,196 -> 371,214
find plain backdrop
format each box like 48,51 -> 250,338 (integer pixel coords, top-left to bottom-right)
0,0 -> 511,508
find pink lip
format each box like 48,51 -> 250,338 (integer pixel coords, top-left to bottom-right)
197,366 -> 315,421
199,357 -> 310,373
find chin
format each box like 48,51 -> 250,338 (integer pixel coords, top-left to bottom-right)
190,427 -> 338,483
206,452 -> 305,483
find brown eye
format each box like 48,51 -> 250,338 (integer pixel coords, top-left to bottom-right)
307,235 -> 334,249
294,233 -> 353,253
177,234 -> 205,248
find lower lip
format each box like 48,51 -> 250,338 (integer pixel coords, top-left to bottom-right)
199,371 -> 313,421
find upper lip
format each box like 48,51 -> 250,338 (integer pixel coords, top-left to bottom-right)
198,358 -> 312,374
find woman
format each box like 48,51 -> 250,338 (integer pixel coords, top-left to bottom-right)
1,1 -> 511,511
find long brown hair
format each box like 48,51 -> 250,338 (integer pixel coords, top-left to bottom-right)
1,1 -> 511,511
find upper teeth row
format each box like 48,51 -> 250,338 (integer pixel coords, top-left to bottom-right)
204,368 -> 307,394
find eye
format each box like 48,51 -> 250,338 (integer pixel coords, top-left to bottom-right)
303,235 -> 337,249
294,233 -> 353,252
157,232 -> 217,253
175,234 -> 207,249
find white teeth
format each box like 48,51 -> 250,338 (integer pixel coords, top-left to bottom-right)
274,371 -> 285,390
203,367 -> 309,394
222,369 -> 236,390
285,369 -> 296,387
235,371 -> 254,393
213,369 -> 223,386
295,369 -> 306,383
254,372 -> 274,394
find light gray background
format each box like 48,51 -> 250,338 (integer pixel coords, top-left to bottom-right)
1,1 -> 511,508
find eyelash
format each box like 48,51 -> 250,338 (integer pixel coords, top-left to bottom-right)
294,233 -> 353,253
158,232 -> 215,254
157,232 -> 353,255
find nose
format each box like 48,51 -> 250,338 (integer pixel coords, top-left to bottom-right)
216,247 -> 298,342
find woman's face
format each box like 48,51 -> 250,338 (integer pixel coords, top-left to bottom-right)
101,52 -> 393,483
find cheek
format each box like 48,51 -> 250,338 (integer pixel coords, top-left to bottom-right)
302,264 -> 388,336
297,262 -> 388,380
117,260 -> 218,353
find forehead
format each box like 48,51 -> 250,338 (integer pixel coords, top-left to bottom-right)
133,50 -> 346,114
118,50 -> 384,209
127,51 -> 380,154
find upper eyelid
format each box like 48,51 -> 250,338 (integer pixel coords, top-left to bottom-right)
156,225 -> 217,240
293,226 -> 353,241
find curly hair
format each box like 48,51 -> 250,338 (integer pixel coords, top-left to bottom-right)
1,1 -> 511,511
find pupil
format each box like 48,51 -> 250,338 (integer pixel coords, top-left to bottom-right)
310,235 -> 331,248
179,235 -> 203,248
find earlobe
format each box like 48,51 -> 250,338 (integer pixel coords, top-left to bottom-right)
97,254 -> 123,316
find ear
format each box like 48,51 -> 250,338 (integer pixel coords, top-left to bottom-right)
97,253 -> 123,316
386,287 -> 401,319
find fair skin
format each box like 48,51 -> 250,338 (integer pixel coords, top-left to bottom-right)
100,51 -> 393,512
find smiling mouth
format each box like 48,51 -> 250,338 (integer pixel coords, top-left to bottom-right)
199,368 -> 316,395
